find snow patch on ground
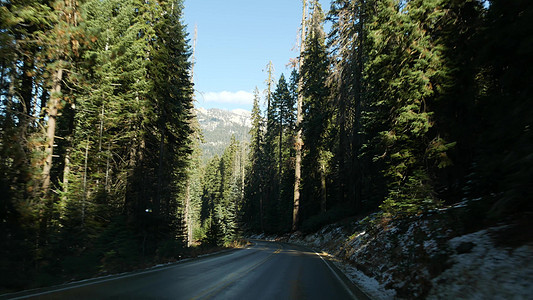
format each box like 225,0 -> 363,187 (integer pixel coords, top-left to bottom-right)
281,209 -> 532,299
427,227 -> 533,299
333,259 -> 396,300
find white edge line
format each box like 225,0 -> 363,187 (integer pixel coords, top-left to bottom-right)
313,250 -> 358,300
7,249 -> 243,299
9,263 -> 180,300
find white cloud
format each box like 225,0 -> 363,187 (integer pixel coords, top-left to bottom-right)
202,90 -> 254,105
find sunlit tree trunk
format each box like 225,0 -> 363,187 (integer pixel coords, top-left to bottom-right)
42,67 -> 63,195
184,181 -> 192,246
293,0 -> 307,231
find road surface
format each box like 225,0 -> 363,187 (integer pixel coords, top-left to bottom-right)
3,240 -> 369,299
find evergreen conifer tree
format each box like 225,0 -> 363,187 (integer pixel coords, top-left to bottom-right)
300,0 -> 331,217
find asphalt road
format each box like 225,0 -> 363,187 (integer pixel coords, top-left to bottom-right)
3,240 -> 369,300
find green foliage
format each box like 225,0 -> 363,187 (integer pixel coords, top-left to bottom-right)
0,0 -> 195,291
1,0 -> 532,290
300,206 -> 350,233
300,1 -> 333,220
96,217 -> 142,273
242,68 -> 297,233
199,137 -> 246,245
380,169 -> 440,215
156,239 -> 185,260
466,0 -> 533,219
243,0 -> 532,234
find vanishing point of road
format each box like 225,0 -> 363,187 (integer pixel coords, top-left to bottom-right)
3,240 -> 370,300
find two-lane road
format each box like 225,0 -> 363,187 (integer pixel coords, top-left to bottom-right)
3,241 -> 369,299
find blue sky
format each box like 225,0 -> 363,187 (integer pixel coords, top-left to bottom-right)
183,0 -> 330,112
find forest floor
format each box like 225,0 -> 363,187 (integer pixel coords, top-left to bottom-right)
262,202 -> 533,299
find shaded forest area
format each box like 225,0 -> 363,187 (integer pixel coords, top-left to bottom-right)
239,0 -> 532,237
1,0 -> 196,291
1,0 -> 532,294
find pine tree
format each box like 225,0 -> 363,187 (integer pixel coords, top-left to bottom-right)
201,137 -> 244,244
292,0 -> 308,231
58,0 -> 193,258
1,4 -> 53,280
271,73 -> 296,231
327,0 -> 370,212
40,0 -> 86,198
150,0 -> 194,246
271,74 -> 291,181
0,0 -> 196,287
361,0 -> 451,214
261,64 -> 282,232
300,0 -> 331,217
424,0 -> 484,205
467,0 -> 533,217
243,88 -> 265,231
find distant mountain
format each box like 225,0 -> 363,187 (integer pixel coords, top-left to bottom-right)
195,108 -> 251,159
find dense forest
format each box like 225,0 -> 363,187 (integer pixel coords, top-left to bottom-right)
239,0 -> 532,235
1,0 -> 531,293
1,0 -> 196,290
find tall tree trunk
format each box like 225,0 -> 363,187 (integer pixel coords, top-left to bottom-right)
266,61 -> 274,114
241,142 -> 245,202
279,119 -> 283,182
6,69 -> 15,122
20,56 -> 34,136
105,141 -> 111,193
62,148 -> 70,197
260,186 -> 265,232
156,126 -> 165,217
82,138 -> 89,226
42,67 -> 63,195
320,162 -> 327,213
293,0 -> 307,232
4,69 -> 17,182
184,180 -> 192,247
351,0 -> 365,211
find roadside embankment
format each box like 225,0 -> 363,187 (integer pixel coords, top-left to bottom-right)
276,203 -> 533,299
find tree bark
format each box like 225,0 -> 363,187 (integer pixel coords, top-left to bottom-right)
62,148 -> 70,196
42,67 -> 63,195
184,180 -> 192,247
293,0 -> 307,232
320,162 -> 327,213
82,139 -> 89,226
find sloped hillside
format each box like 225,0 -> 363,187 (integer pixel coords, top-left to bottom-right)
285,202 -> 533,299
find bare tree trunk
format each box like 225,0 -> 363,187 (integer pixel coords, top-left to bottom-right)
293,0 -> 307,232
353,0 -> 366,211
155,127 -> 164,216
320,162 -> 327,213
191,24 -> 197,82
241,142 -> 245,202
279,122 -> 283,183
265,61 -> 274,113
260,187 -> 265,233
4,70 -> 16,173
20,56 -> 34,137
105,141 -> 111,193
82,139 -> 89,226
184,181 -> 192,247
62,148 -> 70,196
99,103 -> 105,152
6,69 -> 15,127
42,67 -> 63,195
